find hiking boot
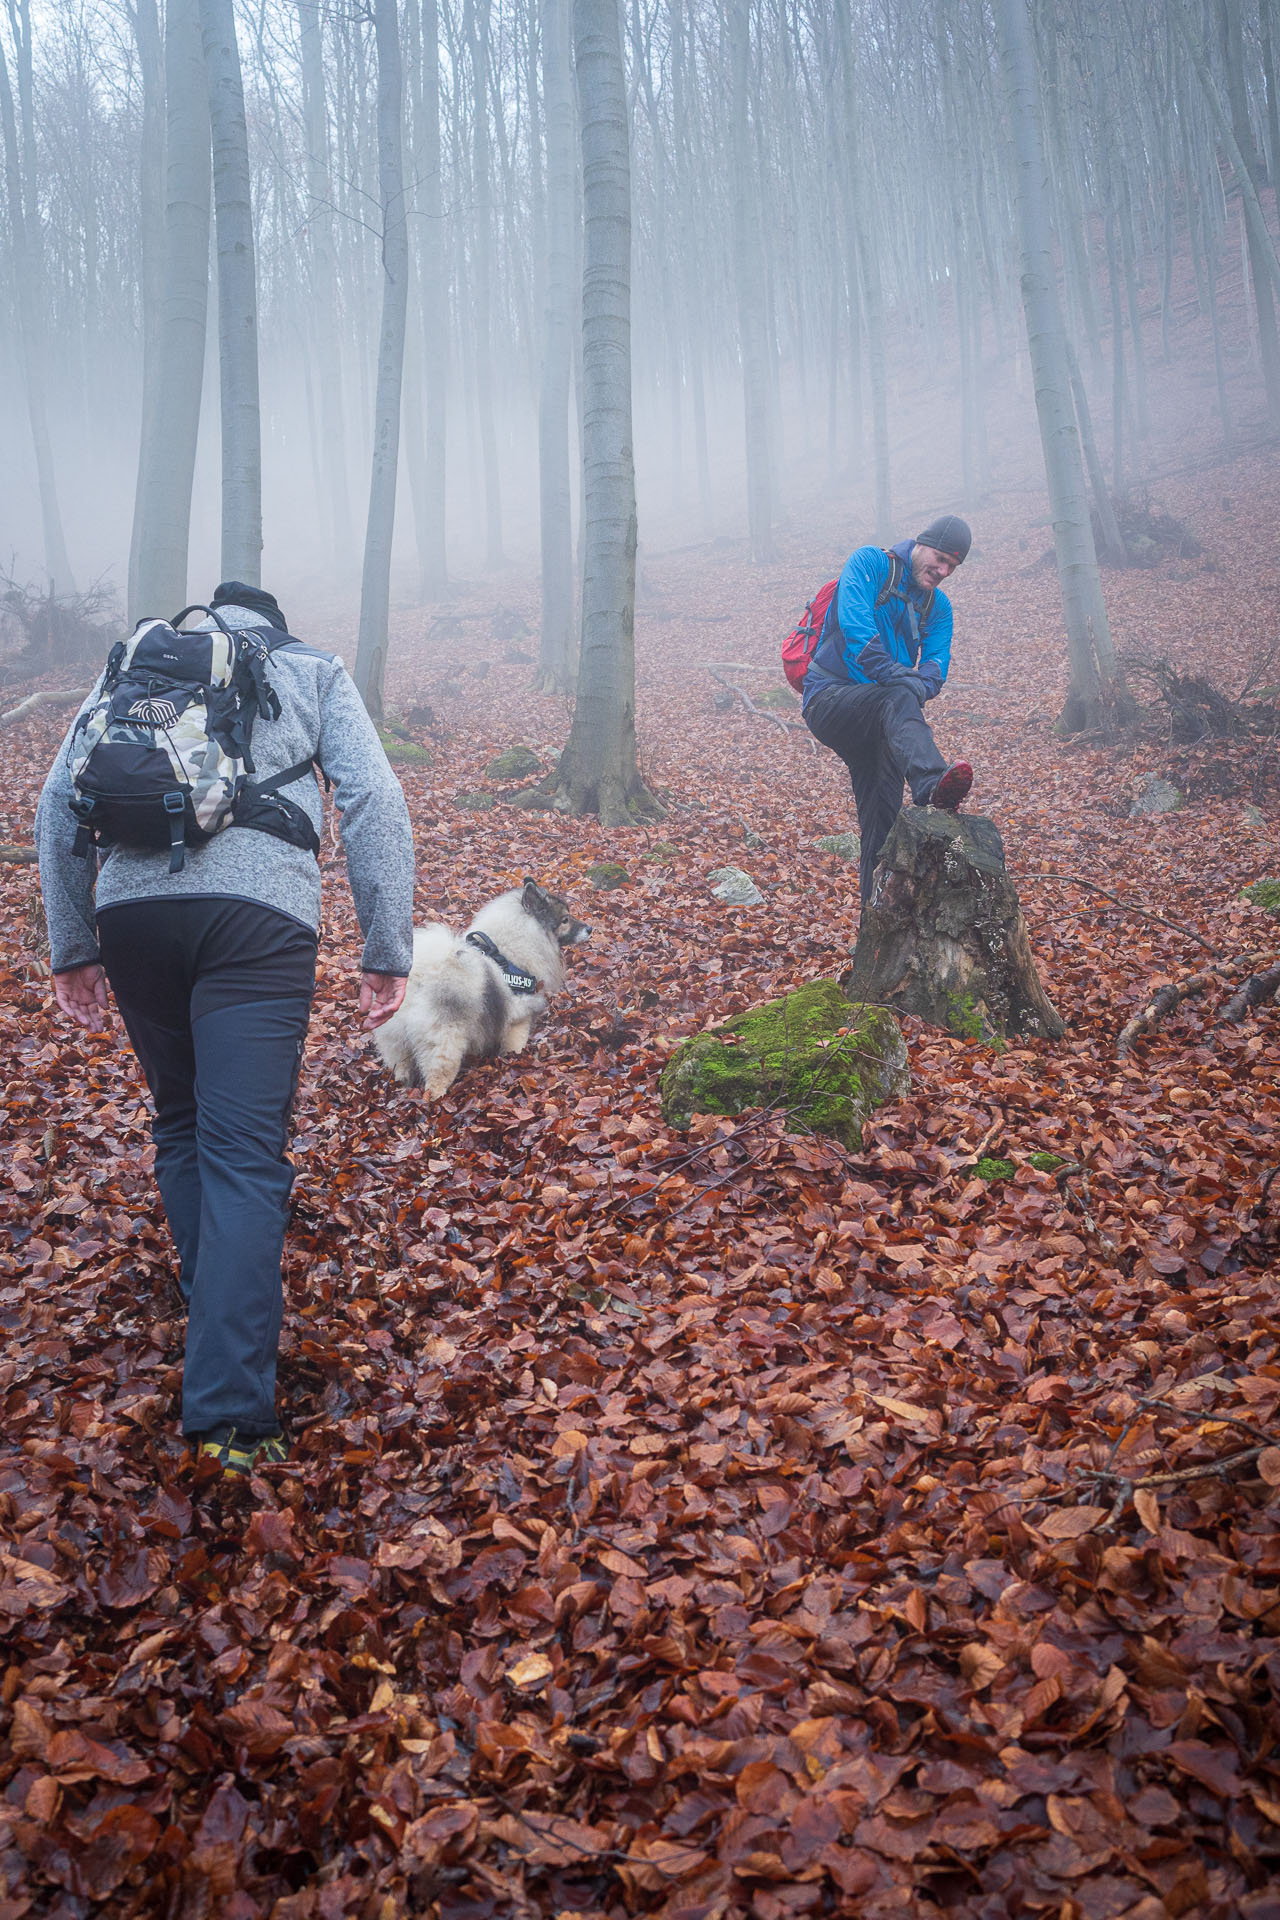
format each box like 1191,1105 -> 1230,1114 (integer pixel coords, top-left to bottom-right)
193,1426 -> 289,1475
928,761 -> 973,810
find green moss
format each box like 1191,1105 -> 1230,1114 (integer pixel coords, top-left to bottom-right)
755,685 -> 800,710
587,862 -> 629,890
380,736 -> 432,766
455,790 -> 497,812
659,979 -> 908,1148
946,988 -> 985,1040
1242,878 -> 1280,915
1029,1151 -> 1065,1172
645,841 -> 682,863
486,746 -> 542,781
975,1157 -> 1016,1182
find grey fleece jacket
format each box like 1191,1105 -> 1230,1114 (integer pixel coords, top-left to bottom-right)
35,607 -> 416,977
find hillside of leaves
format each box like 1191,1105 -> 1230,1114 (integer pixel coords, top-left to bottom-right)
2,441 -> 1280,1918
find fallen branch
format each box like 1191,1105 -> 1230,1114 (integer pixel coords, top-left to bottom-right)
1116,953 -> 1261,1055
1220,959 -> 1280,1024
0,687 -> 90,727
0,845 -> 37,864
706,664 -> 791,733
1023,871 -> 1218,955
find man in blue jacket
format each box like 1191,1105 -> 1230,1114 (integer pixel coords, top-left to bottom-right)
803,514 -> 973,907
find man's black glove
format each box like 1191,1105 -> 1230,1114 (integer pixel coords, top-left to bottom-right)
900,673 -> 930,704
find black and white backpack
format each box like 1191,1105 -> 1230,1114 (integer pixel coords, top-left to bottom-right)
66,604 -> 321,872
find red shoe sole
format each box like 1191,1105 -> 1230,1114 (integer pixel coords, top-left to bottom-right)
930,762 -> 973,810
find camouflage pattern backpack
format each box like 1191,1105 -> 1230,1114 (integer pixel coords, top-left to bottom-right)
66,605 -> 320,872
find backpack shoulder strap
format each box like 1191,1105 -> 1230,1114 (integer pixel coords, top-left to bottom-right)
874,551 -> 903,607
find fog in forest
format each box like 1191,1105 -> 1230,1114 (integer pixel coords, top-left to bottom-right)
1,0 -> 1277,648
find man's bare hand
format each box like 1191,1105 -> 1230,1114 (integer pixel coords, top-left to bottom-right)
359,971 -> 407,1030
54,963 -> 112,1030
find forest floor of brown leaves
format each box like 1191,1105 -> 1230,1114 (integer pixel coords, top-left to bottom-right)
3,404 -> 1280,1918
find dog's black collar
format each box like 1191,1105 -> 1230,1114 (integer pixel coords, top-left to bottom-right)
466,930 -> 539,995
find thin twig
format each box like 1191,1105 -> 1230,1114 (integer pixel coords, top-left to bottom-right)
1137,1393 -> 1276,1451
1022,871 -> 1219,955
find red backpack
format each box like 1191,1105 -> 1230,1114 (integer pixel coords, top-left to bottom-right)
781,552 -> 930,693
781,580 -> 839,692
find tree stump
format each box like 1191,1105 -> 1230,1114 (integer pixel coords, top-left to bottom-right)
842,809 -> 1064,1041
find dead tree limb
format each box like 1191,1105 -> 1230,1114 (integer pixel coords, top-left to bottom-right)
706,664 -> 791,733
0,846 -> 38,864
1116,954 -> 1261,1055
0,688 -> 90,728
1220,960 -> 1280,1024
1023,871 -> 1219,955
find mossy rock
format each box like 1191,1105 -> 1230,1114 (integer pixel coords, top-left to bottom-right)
587,862 -> 629,890
486,745 -> 542,781
755,685 -> 800,710
508,787 -> 557,812
645,841 -> 682,864
975,1157 -> 1016,1182
1028,1151 -> 1066,1173
1242,878 -> 1280,915
659,979 -> 909,1149
813,832 -> 861,861
455,790 -> 497,812
380,735 -> 432,767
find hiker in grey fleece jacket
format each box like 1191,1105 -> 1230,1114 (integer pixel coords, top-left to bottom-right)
35,585 -> 416,1467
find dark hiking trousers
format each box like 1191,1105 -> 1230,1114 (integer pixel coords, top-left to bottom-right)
804,679 -> 947,905
96,898 -> 317,1437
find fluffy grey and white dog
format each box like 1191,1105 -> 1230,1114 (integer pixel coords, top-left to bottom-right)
374,879 -> 590,1096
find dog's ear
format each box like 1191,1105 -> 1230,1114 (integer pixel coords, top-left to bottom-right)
521,877 -> 543,908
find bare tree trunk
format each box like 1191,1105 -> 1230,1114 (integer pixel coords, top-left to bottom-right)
550,0 -> 661,825
727,0 -> 774,563
832,0 -> 889,538
298,0 -> 354,572
536,0 -> 576,692
126,0 -> 164,619
0,7 -> 74,592
464,0 -> 503,570
200,0 -> 262,583
128,0 -> 210,618
354,0 -> 409,729
994,0 -> 1126,735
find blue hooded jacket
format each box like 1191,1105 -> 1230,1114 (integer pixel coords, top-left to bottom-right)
802,540 -> 953,707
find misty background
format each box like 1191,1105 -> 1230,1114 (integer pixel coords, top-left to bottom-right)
0,0 -> 1277,639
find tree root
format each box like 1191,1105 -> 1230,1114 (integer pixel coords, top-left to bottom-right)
0,846 -> 37,864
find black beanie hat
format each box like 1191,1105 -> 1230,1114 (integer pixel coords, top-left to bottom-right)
211,580 -> 288,630
915,515 -> 971,563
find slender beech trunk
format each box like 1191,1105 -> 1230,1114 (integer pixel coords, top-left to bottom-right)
465,0 -> 503,569
536,0 -> 576,692
126,0 -> 164,619
298,0 -> 354,572
200,0 -> 262,583
1065,338 -> 1126,563
417,0 -> 449,594
129,0 -> 210,618
994,0 -> 1125,735
832,0 -> 889,537
1172,0 -> 1280,429
0,13 -> 74,593
354,0 -> 409,729
551,0 -> 660,825
727,0 -> 773,563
